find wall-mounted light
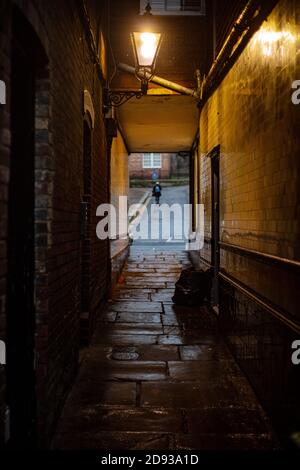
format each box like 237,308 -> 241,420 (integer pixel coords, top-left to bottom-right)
131,31 -> 162,94
105,2 -> 162,109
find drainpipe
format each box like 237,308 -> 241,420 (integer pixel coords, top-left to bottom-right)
117,62 -> 200,99
207,0 -> 259,80
201,0 -> 279,102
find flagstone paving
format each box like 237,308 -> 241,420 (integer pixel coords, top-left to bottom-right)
53,251 -> 278,450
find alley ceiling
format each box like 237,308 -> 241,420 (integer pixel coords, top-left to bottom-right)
117,93 -> 199,153
109,0 -> 246,153
110,0 -> 205,152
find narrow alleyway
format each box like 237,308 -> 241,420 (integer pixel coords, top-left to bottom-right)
53,250 -> 277,450
130,185 -> 189,250
1,0 -> 300,453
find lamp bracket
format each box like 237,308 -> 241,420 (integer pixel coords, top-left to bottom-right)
104,89 -> 144,109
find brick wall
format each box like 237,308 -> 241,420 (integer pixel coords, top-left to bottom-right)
0,0 -> 10,447
129,153 -> 172,179
170,154 -> 189,178
0,0 -> 109,447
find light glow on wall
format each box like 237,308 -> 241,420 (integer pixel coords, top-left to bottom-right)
254,29 -> 295,57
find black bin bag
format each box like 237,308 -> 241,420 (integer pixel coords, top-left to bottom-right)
172,267 -> 212,306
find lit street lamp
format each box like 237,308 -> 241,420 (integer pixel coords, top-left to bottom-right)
105,2 -> 162,108
131,31 -> 162,94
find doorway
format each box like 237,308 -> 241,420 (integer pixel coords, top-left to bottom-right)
6,7 -> 47,447
210,145 -> 220,307
80,119 -> 92,344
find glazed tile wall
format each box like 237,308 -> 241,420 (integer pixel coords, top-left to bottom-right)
219,279 -> 300,444
199,0 -> 300,262
110,128 -> 129,238
198,0 -> 300,319
197,0 -> 300,443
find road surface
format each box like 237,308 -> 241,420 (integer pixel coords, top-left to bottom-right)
130,185 -> 189,251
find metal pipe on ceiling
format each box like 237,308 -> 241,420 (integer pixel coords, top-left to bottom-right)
117,62 -> 200,99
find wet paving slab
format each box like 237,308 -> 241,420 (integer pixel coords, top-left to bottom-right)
114,292 -> 152,300
174,433 -> 276,450
65,381 -> 137,407
167,360 -> 242,381
53,250 -> 278,450
140,379 -> 260,409
99,323 -> 164,335
85,344 -> 180,362
115,312 -> 162,323
77,360 -> 168,382
162,314 -> 180,326
158,334 -> 217,346
53,431 -> 172,450
126,272 -> 179,279
92,333 -> 159,346
57,408 -> 184,434
124,281 -> 167,289
179,344 -> 234,361
137,345 -> 180,361
185,407 -> 270,435
150,294 -> 174,302
110,301 -> 163,312
125,267 -> 156,273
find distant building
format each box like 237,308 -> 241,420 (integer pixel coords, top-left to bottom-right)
129,153 -> 172,179
129,153 -> 189,180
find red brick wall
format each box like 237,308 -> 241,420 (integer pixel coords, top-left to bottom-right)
0,0 -> 110,447
129,153 -> 172,179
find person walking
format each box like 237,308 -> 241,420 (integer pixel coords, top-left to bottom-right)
152,181 -> 162,204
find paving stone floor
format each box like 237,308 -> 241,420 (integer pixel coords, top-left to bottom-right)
53,250 -> 278,450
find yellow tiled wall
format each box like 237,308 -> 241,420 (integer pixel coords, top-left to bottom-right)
110,129 -> 129,237
198,0 -> 300,262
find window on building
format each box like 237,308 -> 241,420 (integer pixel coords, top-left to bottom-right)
140,0 -> 205,16
143,153 -> 162,168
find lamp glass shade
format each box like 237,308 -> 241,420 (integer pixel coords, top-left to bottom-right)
132,31 -> 162,68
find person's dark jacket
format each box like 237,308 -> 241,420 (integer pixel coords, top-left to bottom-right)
152,183 -> 162,196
